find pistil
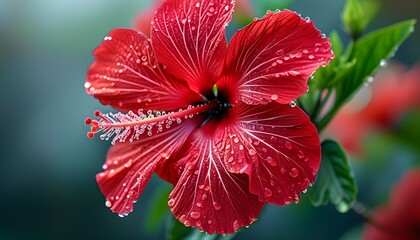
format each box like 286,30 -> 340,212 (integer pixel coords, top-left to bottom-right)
85,101 -> 219,144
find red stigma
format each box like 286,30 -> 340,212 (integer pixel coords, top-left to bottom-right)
85,117 -> 92,125
87,132 -> 95,139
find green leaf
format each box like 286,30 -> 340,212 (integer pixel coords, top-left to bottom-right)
342,0 -> 380,39
336,19 -> 416,105
166,215 -> 192,240
308,140 -> 357,213
144,184 -> 171,232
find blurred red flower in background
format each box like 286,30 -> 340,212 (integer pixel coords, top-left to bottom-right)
363,168 -> 420,240
85,0 -> 332,235
327,63 -> 420,156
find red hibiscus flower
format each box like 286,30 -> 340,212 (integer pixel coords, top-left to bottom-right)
363,168 -> 420,240
85,0 -> 333,235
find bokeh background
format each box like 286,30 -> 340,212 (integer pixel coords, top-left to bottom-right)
1,0 -> 419,239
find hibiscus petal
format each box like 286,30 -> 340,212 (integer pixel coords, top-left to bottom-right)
168,129 -> 263,235
96,118 -> 201,216
151,0 -> 234,93
222,10 -> 333,104
217,102 -> 320,205
86,28 -> 201,112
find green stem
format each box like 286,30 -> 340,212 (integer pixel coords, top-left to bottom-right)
312,89 -> 333,122
315,100 -> 343,133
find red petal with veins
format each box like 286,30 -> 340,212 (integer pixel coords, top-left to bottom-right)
168,128 -> 263,235
151,0 -> 234,93
97,118 -> 201,215
216,102 -> 320,205
86,28 -> 202,112
221,10 -> 333,105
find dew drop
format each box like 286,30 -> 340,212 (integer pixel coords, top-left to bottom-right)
84,82 -> 91,89
190,211 -> 201,219
180,214 -> 187,223
233,138 -> 239,143
297,151 -> 305,159
267,157 -> 277,167
248,149 -> 257,156
290,101 -> 297,108
264,188 -> 272,197
380,59 -> 387,67
213,201 -> 222,210
284,141 -> 293,150
124,159 -> 133,168
337,202 -> 350,213
201,194 -> 207,200
271,94 -> 278,100
290,168 -> 299,177
233,220 -> 240,231
168,199 -> 175,207
105,200 -> 112,208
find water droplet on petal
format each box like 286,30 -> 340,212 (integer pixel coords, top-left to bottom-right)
168,199 -> 175,207
290,168 -> 299,177
233,220 -> 240,231
290,101 -> 297,108
267,157 -> 277,167
190,211 -> 201,219
297,151 -> 305,159
105,200 -> 112,208
180,214 -> 187,223
213,202 -> 222,210
264,188 -> 273,197
271,94 -> 278,100
248,149 -> 257,156
285,141 -> 293,150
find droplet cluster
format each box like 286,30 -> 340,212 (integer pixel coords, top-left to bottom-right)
85,107 -> 196,144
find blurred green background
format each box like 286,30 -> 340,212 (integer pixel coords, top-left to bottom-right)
0,0 -> 419,239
